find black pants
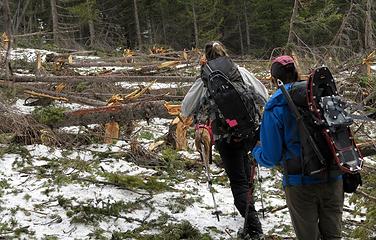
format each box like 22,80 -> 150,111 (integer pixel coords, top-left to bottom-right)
215,137 -> 262,235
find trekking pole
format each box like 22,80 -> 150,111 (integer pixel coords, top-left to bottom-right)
256,164 -> 265,219
199,140 -> 221,221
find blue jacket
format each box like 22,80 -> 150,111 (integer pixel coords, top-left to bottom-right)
252,83 -> 341,186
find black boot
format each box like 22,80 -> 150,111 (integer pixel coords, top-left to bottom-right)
237,228 -> 264,240
243,206 -> 263,239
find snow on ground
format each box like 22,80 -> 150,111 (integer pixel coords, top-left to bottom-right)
117,81 -> 193,90
13,99 -> 90,115
1,48 -> 371,239
7,48 -> 55,62
0,115 -> 296,239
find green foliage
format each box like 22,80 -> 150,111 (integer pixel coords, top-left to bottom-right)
87,229 -> 107,240
358,75 -> 376,89
23,194 -> 32,202
0,144 -> 31,159
138,131 -> 154,140
102,172 -> 170,193
112,219 -> 212,240
348,162 -> 376,239
67,0 -> 99,23
42,236 -> 59,240
32,106 -> 67,126
295,0 -> 345,46
166,195 -> 199,213
74,82 -> 89,92
161,147 -> 185,173
57,196 -> 144,226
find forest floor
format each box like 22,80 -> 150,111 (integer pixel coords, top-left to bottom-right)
0,48 -> 374,240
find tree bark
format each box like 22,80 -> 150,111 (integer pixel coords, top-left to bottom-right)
329,1 -> 354,47
14,0 -> 31,34
2,0 -> 13,79
160,3 -> 167,45
50,0 -> 60,45
238,16 -> 244,56
88,19 -> 95,47
48,100 -> 172,128
364,0 -> 375,51
133,0 -> 142,49
287,0 -> 299,44
192,0 -> 199,48
243,0 -> 251,54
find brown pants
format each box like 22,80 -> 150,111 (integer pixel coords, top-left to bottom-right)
285,179 -> 344,240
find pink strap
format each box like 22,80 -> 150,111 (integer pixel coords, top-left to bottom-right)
195,123 -> 214,143
226,119 -> 238,127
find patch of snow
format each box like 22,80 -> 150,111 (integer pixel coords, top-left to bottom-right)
74,55 -> 101,60
74,66 -> 134,75
117,81 -> 192,90
7,48 -> 55,62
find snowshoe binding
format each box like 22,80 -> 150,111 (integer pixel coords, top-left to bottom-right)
307,67 -> 363,173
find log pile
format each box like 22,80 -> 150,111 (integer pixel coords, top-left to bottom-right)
0,46 -> 375,157
0,47 -> 203,146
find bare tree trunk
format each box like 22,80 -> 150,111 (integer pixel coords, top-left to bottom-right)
50,0 -> 60,45
192,0 -> 199,48
364,0 -> 375,51
330,1 -> 354,46
238,16 -> 244,56
160,8 -> 167,45
288,0 -> 299,44
243,0 -> 251,54
88,19 -> 95,47
3,0 -> 12,38
147,17 -> 153,45
2,0 -> 13,79
133,0 -> 142,49
14,0 -> 31,34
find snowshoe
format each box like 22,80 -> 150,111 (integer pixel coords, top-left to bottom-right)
307,67 -> 363,173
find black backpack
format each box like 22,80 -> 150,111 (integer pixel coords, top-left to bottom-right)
287,67 -> 363,191
201,56 -> 259,139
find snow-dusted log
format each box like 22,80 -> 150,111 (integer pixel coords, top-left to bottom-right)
6,75 -> 196,83
50,100 -> 172,128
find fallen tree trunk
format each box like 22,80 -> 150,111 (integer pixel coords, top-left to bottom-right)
5,75 -> 196,84
49,100 -> 172,128
0,80 -> 107,106
24,88 -> 107,106
69,61 -> 164,68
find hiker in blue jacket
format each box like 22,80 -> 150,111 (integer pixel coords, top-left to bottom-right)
252,56 -> 344,240
180,41 -> 268,239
